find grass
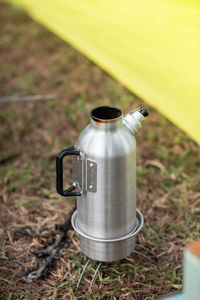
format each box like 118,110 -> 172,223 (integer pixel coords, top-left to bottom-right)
0,1 -> 200,299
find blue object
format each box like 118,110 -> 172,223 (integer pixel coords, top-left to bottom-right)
165,294 -> 183,300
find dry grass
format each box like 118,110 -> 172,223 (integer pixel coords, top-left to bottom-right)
0,2 -> 200,299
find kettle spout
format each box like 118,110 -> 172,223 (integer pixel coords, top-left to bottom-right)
123,107 -> 148,136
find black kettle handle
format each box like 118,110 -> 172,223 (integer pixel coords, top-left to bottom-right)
56,146 -> 81,197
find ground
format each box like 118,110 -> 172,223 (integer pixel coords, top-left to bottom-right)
0,2 -> 200,300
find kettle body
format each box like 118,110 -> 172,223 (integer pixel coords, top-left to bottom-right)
76,106 -> 136,239
56,106 -> 147,261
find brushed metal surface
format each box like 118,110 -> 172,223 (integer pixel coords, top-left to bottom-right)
71,209 -> 143,242
75,113 -> 137,239
71,209 -> 143,262
80,235 -> 136,262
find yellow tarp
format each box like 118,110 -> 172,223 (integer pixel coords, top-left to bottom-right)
10,0 -> 200,144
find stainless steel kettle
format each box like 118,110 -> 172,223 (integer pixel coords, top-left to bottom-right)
56,105 -> 148,262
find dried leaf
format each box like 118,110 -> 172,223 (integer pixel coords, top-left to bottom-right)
145,159 -> 165,173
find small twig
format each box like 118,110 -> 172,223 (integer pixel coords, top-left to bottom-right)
135,243 -> 160,266
132,250 -> 155,264
0,94 -> 56,104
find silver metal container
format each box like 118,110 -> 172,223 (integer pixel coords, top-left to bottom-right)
56,106 -> 148,262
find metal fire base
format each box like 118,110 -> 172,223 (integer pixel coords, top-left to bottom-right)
71,209 -> 144,262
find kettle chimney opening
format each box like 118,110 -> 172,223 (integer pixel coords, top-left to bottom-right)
91,106 -> 122,122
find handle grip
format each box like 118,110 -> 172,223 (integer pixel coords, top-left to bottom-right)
56,146 -> 81,197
